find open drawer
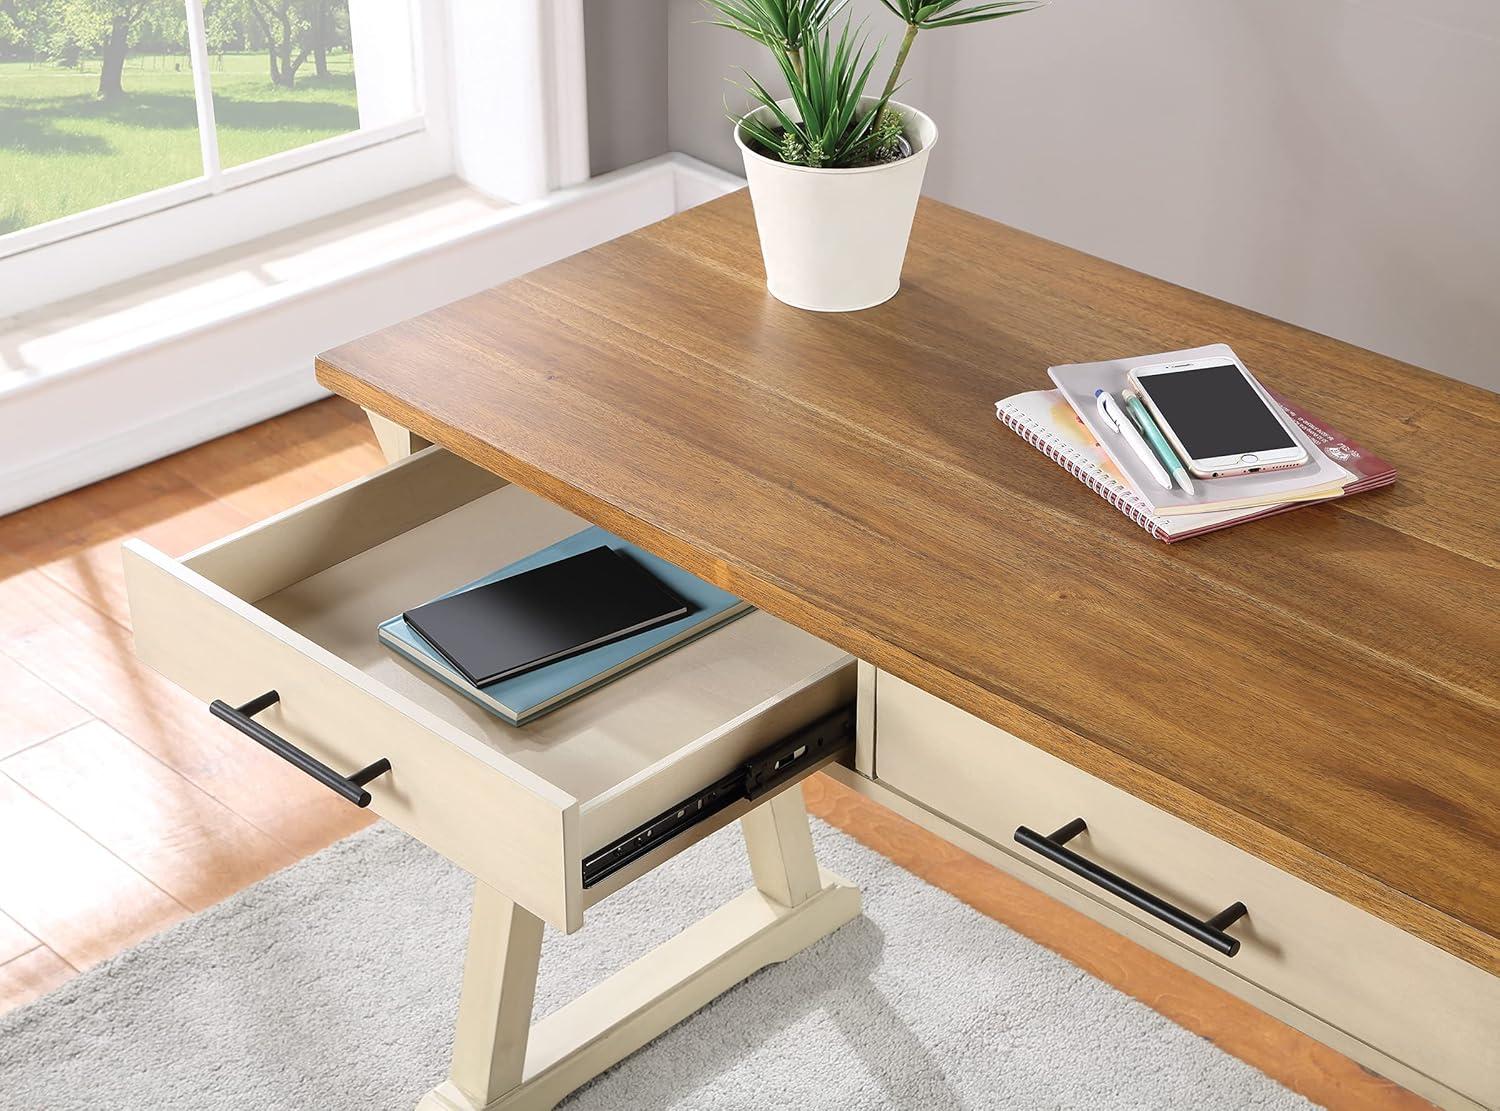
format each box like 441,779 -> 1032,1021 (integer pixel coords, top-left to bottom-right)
124,447 -> 853,934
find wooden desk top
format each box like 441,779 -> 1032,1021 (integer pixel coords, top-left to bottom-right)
319,192 -> 1500,974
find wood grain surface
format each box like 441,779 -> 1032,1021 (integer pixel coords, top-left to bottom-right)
317,192 -> 1500,973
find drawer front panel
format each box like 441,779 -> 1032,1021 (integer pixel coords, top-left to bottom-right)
873,670 -> 1498,1107
125,542 -> 579,929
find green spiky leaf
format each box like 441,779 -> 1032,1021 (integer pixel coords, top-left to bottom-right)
879,0 -> 1044,29
730,16 -> 896,169
702,0 -> 850,51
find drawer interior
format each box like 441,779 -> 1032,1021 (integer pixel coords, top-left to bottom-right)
182,448 -> 852,853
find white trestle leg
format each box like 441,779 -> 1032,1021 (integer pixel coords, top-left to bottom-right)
418,784 -> 860,1111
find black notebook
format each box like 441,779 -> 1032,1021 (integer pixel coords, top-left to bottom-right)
402,546 -> 691,687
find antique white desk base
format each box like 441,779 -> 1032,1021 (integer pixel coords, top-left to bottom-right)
422,786 -> 859,1111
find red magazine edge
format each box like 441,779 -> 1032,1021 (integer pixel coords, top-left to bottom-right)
1269,391 -> 1397,487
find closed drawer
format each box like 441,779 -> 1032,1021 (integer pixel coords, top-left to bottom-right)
872,670 -> 1498,1108
124,447 -> 853,934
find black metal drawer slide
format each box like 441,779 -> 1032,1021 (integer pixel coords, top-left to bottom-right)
581,702 -> 855,889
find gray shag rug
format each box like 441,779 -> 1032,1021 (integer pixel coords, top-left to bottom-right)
0,816 -> 1313,1110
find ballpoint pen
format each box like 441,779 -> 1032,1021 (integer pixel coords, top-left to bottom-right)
1094,389 -> 1172,490
1120,388 -> 1196,495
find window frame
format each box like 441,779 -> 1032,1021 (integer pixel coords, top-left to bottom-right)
0,117 -> 433,262
0,0 -> 591,316
2,1 -> 435,262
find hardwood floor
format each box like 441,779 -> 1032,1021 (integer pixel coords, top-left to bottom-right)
0,399 -> 379,1008
0,398 -> 1430,1109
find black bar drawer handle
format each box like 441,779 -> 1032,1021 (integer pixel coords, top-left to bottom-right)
209,691 -> 391,809
1015,818 -> 1248,957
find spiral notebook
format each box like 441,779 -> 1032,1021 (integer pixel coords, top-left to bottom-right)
995,390 -> 1394,542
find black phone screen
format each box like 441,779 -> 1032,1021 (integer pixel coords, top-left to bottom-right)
1137,364 -> 1295,459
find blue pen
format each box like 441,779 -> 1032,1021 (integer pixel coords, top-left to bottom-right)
1120,388 -> 1196,495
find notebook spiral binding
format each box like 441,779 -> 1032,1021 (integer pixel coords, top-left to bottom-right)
997,405 -> 1169,541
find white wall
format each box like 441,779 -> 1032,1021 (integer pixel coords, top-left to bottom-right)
660,0 -> 1500,391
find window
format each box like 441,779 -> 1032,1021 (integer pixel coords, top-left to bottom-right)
0,1 -> 589,317
205,0 -> 368,171
0,0 -> 427,255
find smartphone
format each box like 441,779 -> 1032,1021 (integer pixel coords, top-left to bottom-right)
1127,356 -> 1308,478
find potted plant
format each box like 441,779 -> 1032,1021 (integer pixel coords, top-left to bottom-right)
709,0 -> 1043,312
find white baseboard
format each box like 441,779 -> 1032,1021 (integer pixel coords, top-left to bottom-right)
0,365 -> 327,518
668,154 -> 746,209
0,153 -> 743,518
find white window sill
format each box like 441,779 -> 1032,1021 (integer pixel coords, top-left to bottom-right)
0,154 -> 742,517
2,179 -> 506,396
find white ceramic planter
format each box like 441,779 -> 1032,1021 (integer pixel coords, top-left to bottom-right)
734,98 -> 938,312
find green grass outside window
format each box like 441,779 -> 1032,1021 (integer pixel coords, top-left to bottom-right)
1,51 -> 359,235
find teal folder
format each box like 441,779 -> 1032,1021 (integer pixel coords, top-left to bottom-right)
378,526 -> 751,726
